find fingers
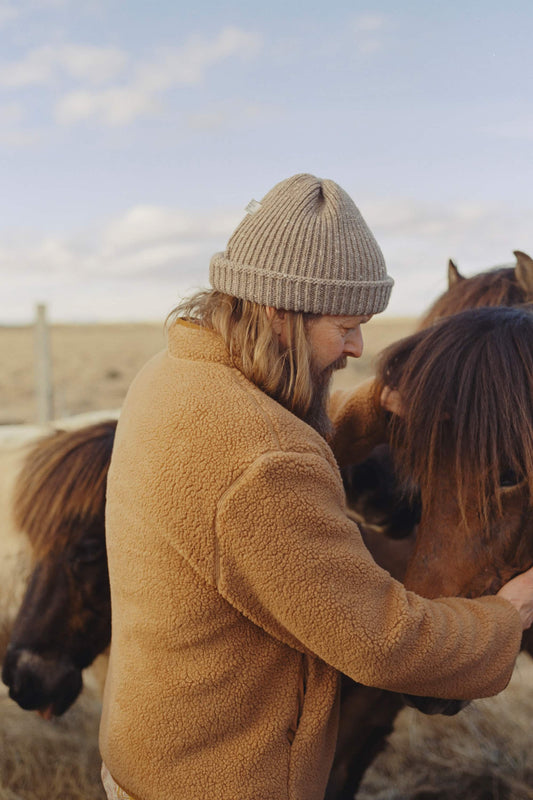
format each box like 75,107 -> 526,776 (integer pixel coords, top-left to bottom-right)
380,386 -> 404,416
497,566 -> 533,630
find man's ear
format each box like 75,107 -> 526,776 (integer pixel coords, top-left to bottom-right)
265,307 -> 285,336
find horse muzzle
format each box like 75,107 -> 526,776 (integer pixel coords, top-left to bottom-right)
401,693 -> 469,716
2,645 -> 83,717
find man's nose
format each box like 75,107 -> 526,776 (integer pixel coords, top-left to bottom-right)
344,328 -> 363,358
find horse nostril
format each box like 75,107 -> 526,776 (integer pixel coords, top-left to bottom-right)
1,644 -> 18,687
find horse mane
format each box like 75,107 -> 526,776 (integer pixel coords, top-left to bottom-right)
419,267 -> 528,329
377,306 -> 533,529
13,420 -> 117,560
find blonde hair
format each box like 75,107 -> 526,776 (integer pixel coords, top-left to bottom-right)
167,290 -> 317,420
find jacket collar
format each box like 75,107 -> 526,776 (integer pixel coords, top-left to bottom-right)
167,319 -> 233,367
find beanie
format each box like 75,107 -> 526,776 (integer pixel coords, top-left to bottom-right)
209,173 -> 393,316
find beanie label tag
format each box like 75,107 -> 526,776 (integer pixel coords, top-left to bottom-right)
245,199 -> 262,215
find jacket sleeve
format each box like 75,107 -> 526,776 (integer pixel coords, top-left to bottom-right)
328,378 -> 389,467
214,449 -> 522,701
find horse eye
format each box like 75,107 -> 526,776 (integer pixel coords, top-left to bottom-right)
499,470 -> 521,488
75,537 -> 106,563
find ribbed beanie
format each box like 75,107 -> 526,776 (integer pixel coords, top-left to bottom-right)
209,173 -> 393,316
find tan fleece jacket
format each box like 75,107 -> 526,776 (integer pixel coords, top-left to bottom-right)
99,320 -> 522,800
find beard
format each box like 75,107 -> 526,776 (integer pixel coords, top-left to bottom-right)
303,355 -> 348,439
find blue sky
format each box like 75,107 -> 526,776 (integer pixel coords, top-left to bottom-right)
1,0 -> 532,322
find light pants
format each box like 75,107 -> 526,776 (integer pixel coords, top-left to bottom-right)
101,762 -> 135,800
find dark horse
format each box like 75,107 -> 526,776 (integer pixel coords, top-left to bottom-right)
2,421 -> 115,717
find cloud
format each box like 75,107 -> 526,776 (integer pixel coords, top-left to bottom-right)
352,14 -> 388,33
2,197 -> 530,323
484,118 -> 533,141
1,202 -> 245,321
0,101 -> 41,144
0,204 -> 242,282
186,101 -> 278,132
55,27 -> 262,125
361,196 -> 529,315
0,44 -> 128,87
352,13 -> 389,55
0,2 -> 19,28
0,101 -> 23,124
56,86 -> 158,125
136,27 -> 261,91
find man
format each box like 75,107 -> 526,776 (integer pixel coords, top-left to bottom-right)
100,174 -> 533,800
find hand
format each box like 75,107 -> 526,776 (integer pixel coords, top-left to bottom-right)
497,566 -> 533,630
380,386 -> 403,416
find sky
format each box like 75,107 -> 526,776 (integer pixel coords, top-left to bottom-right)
1,0 -> 532,323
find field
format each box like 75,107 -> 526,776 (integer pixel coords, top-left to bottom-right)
0,317 -> 416,425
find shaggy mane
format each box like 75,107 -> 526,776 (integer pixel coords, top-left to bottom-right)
12,421 -> 117,560
377,307 -> 533,528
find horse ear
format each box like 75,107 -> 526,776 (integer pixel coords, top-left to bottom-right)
447,259 -> 464,287
513,251 -> 533,298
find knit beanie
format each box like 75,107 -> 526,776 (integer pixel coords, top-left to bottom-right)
209,173 -> 393,316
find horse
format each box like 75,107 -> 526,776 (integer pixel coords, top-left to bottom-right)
328,304 -> 533,799
380,304 -> 533,606
333,251 -> 533,790
1,421 -> 116,718
419,249 -> 533,328
344,249 -> 533,538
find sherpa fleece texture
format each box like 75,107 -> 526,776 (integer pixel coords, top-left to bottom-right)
99,320 -> 522,800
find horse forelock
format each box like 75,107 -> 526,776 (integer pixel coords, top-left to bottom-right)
12,420 -> 116,559
378,307 -> 533,531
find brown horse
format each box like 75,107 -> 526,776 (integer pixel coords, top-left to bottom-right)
1,421 -> 116,717
419,249 -> 533,328
345,249 -> 533,537
329,304 -> 533,799
327,249 -> 532,798
381,304 -> 533,599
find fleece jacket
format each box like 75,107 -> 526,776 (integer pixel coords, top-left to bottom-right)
99,319 -> 522,800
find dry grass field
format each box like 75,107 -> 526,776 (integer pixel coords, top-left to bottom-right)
0,317 -> 416,425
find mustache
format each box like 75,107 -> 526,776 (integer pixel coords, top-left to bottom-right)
330,355 -> 347,373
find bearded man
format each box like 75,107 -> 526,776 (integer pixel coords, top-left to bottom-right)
99,174 -> 533,800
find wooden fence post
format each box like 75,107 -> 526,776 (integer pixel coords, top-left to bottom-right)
35,303 -> 54,424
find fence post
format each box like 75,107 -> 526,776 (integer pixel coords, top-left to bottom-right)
35,303 -> 54,424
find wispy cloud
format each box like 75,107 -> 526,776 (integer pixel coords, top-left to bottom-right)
186,101 -> 278,132
362,196 -> 529,314
2,196 -> 531,322
0,204 -> 242,281
352,13 -> 389,55
55,27 -> 262,125
0,2 -> 19,28
0,44 -> 128,87
484,117 -> 533,141
0,101 -> 41,144
0,26 -> 261,127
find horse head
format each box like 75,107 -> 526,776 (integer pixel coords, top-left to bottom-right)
377,306 -> 533,601
419,250 -> 533,329
1,421 -> 115,717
